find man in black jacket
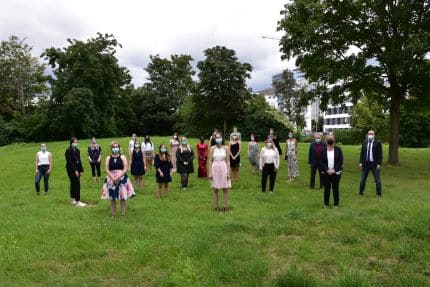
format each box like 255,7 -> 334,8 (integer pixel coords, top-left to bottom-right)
359,130 -> 383,197
65,137 -> 86,206
308,133 -> 326,189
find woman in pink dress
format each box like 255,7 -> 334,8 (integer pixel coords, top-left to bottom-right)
207,132 -> 231,212
197,136 -> 208,178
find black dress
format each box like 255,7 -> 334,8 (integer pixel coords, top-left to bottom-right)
176,148 -> 195,174
230,142 -> 240,168
154,154 -> 173,183
131,150 -> 145,176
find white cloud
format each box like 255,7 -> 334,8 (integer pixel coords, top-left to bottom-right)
0,0 -> 294,90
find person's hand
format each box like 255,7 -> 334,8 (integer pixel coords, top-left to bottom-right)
274,168 -> 278,172
227,174 -> 230,179
309,164 -> 312,168
328,169 -> 335,175
184,162 -> 188,166
75,171 -> 79,177
47,169 -> 51,175
376,165 -> 381,171
79,172 -> 84,177
359,164 -> 362,170
35,169 -> 39,174
159,171 -> 164,177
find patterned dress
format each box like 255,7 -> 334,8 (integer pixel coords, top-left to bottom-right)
248,141 -> 260,168
287,140 -> 299,177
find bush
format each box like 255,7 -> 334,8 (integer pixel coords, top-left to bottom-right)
333,129 -> 364,145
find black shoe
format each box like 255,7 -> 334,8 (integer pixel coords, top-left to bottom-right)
358,192 -> 364,196
223,207 -> 228,213
213,207 -> 220,212
36,192 -> 40,196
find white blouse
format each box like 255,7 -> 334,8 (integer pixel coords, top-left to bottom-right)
327,149 -> 335,169
213,147 -> 227,161
259,147 -> 280,170
37,151 -> 51,166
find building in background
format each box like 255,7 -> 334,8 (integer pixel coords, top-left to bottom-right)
256,87 -> 278,109
322,102 -> 353,132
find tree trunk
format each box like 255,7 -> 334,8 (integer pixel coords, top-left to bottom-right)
223,119 -> 227,136
388,91 -> 401,165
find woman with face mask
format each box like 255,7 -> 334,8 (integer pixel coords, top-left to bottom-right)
319,134 -> 343,208
286,131 -> 299,182
88,137 -> 102,183
207,133 -> 231,212
259,138 -> 280,193
197,136 -> 208,178
170,133 -> 180,172
101,141 -> 135,217
65,137 -> 86,207
229,134 -> 242,181
176,137 -> 195,190
247,133 -> 260,174
35,143 -> 52,195
143,135 -> 155,173
130,140 -> 146,191
128,133 -> 137,157
154,144 -> 173,198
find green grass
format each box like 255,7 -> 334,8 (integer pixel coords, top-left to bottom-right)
0,137 -> 429,286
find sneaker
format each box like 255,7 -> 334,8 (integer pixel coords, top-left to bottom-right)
334,205 -> 339,209
76,201 -> 87,207
71,199 -> 77,205
269,191 -> 273,194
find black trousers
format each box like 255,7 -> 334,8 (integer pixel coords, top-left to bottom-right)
180,173 -> 189,188
67,170 -> 81,201
261,163 -> 277,192
359,162 -> 382,196
310,164 -> 323,188
90,162 -> 101,177
323,173 -> 341,206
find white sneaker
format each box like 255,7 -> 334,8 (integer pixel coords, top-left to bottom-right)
76,201 -> 87,207
71,199 -> 77,205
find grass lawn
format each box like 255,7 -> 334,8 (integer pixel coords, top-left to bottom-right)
0,137 -> 429,286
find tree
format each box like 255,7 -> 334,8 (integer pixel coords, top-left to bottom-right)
0,35 -> 48,119
134,54 -> 195,135
196,46 -> 252,134
350,94 -> 389,141
278,0 -> 430,164
42,33 -> 132,137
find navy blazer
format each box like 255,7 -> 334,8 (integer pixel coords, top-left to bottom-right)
308,142 -> 327,166
65,147 -> 84,173
319,146 -> 343,174
359,140 -> 383,166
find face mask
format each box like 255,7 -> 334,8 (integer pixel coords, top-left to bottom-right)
215,138 -> 222,144
327,139 -> 334,145
266,143 -> 273,148
135,144 -> 140,149
173,136 -> 177,139
269,131 -> 274,135
41,147 -> 47,152
368,135 -> 374,141
181,141 -> 187,145
112,147 -> 120,154
289,134 -> 293,139
92,141 -> 96,144
160,147 -> 167,153
250,137 -> 255,141
315,138 -> 321,143
72,143 -> 78,148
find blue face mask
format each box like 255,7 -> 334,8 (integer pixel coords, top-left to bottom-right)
112,147 -> 120,154
72,143 -> 78,148
215,138 -> 222,144
160,147 -> 167,153
181,141 -> 187,145
315,138 -> 321,143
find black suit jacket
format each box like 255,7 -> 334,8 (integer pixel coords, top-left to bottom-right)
359,140 -> 382,166
319,146 -> 343,174
65,147 -> 84,173
308,142 -> 327,166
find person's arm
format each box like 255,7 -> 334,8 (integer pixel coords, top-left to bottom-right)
377,141 -> 382,167
48,153 -> 53,173
259,148 -> 264,170
228,143 -> 233,158
207,147 -> 213,178
77,150 -> 84,174
189,148 -> 195,162
295,140 -> 298,158
117,155 -> 128,179
225,147 -> 231,178
275,149 -> 280,170
35,153 -> 39,173
235,142 -> 242,158
176,148 -> 184,163
336,148 -> 344,172
88,146 -> 92,162
98,146 -> 102,163
247,143 -> 250,159
319,151 -> 328,173
359,142 -> 365,165
105,156 -> 114,180
129,152 -> 133,171
65,149 -> 78,174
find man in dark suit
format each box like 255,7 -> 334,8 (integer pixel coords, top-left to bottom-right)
319,133 -> 343,207
308,133 -> 326,189
359,130 -> 383,197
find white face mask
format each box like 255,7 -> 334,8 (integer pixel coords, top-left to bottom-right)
315,138 -> 321,143
368,135 -> 374,141
41,147 -> 47,152
266,143 -> 273,148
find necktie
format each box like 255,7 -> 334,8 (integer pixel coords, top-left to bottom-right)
367,142 -> 371,161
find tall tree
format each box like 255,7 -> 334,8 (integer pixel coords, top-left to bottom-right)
42,33 -> 132,137
196,46 -> 252,133
133,54 -> 195,135
0,35 -> 48,119
273,69 -> 305,128
278,0 -> 430,164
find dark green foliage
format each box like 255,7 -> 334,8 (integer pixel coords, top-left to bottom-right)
333,129 -> 364,145
399,100 -> 430,147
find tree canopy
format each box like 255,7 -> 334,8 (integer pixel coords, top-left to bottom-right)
278,0 -> 430,164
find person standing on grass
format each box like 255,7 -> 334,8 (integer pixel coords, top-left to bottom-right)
259,137 -> 280,193
247,133 -> 260,174
308,133 -> 326,189
209,129 -> 219,146
286,131 -> 299,182
229,126 -> 242,142
207,132 -> 231,212
154,144 -> 173,198
176,137 -> 195,190
128,133 -> 137,157
229,134 -> 241,181
359,130 -> 383,197
143,135 -> 154,173
130,140 -> 146,191
319,134 -> 343,208
101,141 -> 135,218
88,137 -> 102,183
268,128 -> 282,156
35,143 -> 52,195
170,133 -> 180,172
65,137 -> 86,207
197,136 -> 208,178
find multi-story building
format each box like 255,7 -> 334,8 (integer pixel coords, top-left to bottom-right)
256,87 -> 278,109
322,102 -> 354,132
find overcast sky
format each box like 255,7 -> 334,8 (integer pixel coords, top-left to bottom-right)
0,0 -> 297,91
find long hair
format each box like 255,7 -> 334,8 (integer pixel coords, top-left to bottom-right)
70,137 -> 78,147
159,144 -> 170,161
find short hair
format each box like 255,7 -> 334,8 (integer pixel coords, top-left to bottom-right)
110,141 -> 121,148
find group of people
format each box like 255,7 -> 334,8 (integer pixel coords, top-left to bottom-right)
34,128 -> 383,217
